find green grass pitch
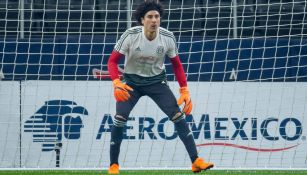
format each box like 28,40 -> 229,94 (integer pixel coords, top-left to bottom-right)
0,170 -> 307,175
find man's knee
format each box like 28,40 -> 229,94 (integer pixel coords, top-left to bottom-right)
171,112 -> 184,123
113,114 -> 127,127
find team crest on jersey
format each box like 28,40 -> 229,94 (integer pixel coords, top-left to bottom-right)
156,46 -> 164,55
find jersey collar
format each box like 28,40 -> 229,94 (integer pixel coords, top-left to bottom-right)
142,26 -> 159,42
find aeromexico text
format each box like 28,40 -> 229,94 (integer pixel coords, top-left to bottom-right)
96,114 -> 303,141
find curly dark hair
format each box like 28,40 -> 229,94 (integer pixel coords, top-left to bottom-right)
134,0 -> 164,25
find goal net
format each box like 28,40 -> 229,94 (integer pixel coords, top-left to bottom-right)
0,0 -> 307,170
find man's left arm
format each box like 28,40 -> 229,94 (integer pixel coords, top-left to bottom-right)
170,55 -> 193,115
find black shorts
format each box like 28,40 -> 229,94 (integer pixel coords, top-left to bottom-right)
116,81 -> 180,120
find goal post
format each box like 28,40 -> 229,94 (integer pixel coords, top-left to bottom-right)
0,0 -> 307,170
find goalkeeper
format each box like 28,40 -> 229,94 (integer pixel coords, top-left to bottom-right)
107,0 -> 214,174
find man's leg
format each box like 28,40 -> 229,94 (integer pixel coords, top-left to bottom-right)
109,87 -> 141,174
146,82 -> 214,172
172,112 -> 198,163
172,113 -> 213,172
145,82 -> 198,163
109,114 -> 127,166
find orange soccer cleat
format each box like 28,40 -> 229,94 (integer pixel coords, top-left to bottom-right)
191,157 -> 214,173
108,163 -> 119,174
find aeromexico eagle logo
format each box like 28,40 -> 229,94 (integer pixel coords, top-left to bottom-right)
24,100 -> 88,151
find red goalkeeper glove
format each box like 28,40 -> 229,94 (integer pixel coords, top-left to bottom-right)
177,87 -> 193,115
112,79 -> 133,102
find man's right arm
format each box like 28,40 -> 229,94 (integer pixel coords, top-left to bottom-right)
107,50 -> 123,80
